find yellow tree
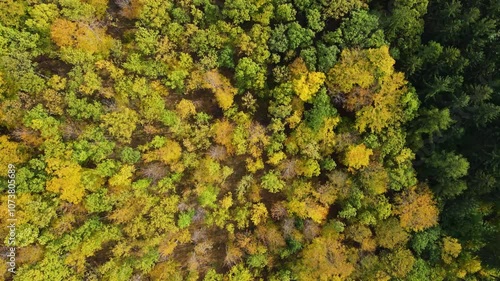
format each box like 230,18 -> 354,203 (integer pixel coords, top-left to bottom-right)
344,144 -> 373,171
295,232 -> 354,280
441,236 -> 462,264
290,58 -> 326,102
394,185 -> 439,232
327,46 -> 409,133
101,108 -> 139,144
204,70 -> 237,110
50,19 -> 114,55
251,203 -> 268,226
212,119 -> 235,155
141,139 -> 184,173
356,71 -> 407,133
46,159 -> 85,204
176,99 -> 196,119
0,136 -> 25,174
50,18 -> 77,48
108,164 -> 135,193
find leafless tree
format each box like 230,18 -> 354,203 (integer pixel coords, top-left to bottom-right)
207,145 -> 227,161
187,252 -> 199,271
282,218 -> 295,237
280,159 -> 298,179
115,0 -> 131,10
191,228 -> 207,244
177,202 -> 190,212
271,202 -> 288,221
223,244 -> 243,267
129,274 -> 144,281
192,207 -> 206,223
140,162 -> 167,181
194,240 -> 213,256
304,219 -> 320,241
61,121 -> 82,141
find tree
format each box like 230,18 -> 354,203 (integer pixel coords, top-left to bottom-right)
235,57 -> 266,91
304,88 -> 337,131
222,0 -> 259,24
286,22 -> 314,50
327,46 -> 409,133
260,171 -> 285,193
359,163 -> 389,195
345,223 -> 375,251
0,136 -> 25,174
50,19 -> 114,55
322,0 -> 368,20
304,9 -> 323,31
176,99 -> 196,119
227,263 -> 253,281
290,58 -> 326,102
326,10 -> 385,49
423,151 -> 469,198
441,236 -> 461,264
344,144 -> 373,170
269,24 -> 289,53
382,0 -> 427,68
203,70 -> 237,110
149,260 -> 183,281
295,231 -> 354,280
409,107 -> 453,149
46,159 -> 85,204
382,248 -> 416,278
251,203 -> 268,226
198,186 -> 219,209
375,217 -> 409,249
275,4 -> 296,22
120,147 -> 141,164
100,108 -> 139,144
157,140 -> 182,166
394,185 -> 439,232
212,120 -> 235,155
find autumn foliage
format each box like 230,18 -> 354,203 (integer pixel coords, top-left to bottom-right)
0,0 -> 497,280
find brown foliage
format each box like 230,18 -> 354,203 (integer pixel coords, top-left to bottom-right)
271,202 -> 288,221
224,244 -> 243,267
140,162 -> 167,181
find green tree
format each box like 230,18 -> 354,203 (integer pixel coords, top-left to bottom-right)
423,151 -> 469,198
261,171 -> 285,193
326,10 -> 385,49
235,57 -> 266,91
100,108 -> 139,144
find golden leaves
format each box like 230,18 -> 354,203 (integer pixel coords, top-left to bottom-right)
344,144 -> 373,170
50,18 -> 114,55
395,185 -> 439,232
290,58 -> 326,102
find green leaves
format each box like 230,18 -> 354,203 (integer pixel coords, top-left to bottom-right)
178,209 -> 195,229
3,0 -> 497,280
261,171 -> 285,193
100,108 -> 139,144
424,151 -> 470,198
326,10 -> 385,49
235,57 -> 266,91
198,185 -> 220,209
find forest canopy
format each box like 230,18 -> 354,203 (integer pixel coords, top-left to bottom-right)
0,0 -> 498,280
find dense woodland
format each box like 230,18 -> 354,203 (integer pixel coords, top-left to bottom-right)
0,0 -> 498,280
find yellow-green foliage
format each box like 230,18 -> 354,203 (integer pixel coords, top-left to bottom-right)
345,144 -> 373,170
1,1 -> 491,280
